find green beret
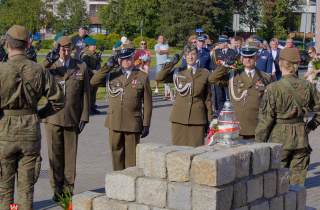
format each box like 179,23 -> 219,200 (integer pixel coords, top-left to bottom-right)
87,38 -> 97,46
54,33 -> 64,41
6,25 -> 29,42
241,42 -> 260,56
114,41 -> 122,48
280,48 -> 300,63
84,37 -> 91,44
184,43 -> 197,53
29,32 -> 33,37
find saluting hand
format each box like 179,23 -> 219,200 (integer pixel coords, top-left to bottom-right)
46,43 -> 61,63
105,56 -> 116,69
169,54 -> 180,66
224,53 -> 241,66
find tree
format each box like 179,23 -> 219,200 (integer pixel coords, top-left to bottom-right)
54,0 -> 90,35
98,0 -> 161,38
0,0 -> 47,34
240,0 -> 262,34
257,0 -> 303,41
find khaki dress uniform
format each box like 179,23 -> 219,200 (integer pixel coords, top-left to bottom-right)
80,47 -> 99,110
256,48 -> 320,186
0,25 -> 65,209
91,53 -> 152,171
155,63 -> 213,147
41,43 -> 90,194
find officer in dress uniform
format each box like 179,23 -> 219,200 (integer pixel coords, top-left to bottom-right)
210,35 -> 238,118
90,44 -> 152,171
26,32 -> 37,62
254,39 -> 273,75
80,38 -> 100,114
41,36 -> 90,201
0,25 -> 65,209
256,48 -> 320,186
155,44 -> 213,147
209,42 -> 271,140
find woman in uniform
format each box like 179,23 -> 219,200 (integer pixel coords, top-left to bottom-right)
255,48 -> 320,186
155,43 -> 213,147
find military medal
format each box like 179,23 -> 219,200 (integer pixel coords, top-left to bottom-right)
117,83 -> 120,87
132,79 -> 137,88
179,82 -> 182,89
237,85 -> 241,93
132,84 -> 136,88
240,83 -> 244,87
255,85 -> 259,90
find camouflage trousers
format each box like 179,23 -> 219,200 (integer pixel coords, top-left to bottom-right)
90,85 -> 98,109
281,148 -> 310,186
0,140 -> 41,210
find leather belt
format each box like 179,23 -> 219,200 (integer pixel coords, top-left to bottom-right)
276,117 -> 304,124
2,108 -> 37,116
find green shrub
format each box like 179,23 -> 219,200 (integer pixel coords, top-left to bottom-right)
95,39 -> 117,51
132,36 -> 158,50
70,32 -> 79,38
106,33 -> 120,42
42,39 -> 54,49
92,34 -> 108,40
148,39 -> 158,49
291,35 -> 313,42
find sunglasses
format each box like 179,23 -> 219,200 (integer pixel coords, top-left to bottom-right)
191,41 -> 196,44
141,43 -> 146,45
308,51 -> 314,54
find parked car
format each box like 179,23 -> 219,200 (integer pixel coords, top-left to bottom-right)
307,42 -> 315,47
279,40 -> 310,65
33,33 -> 41,41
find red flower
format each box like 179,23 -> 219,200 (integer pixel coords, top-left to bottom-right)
218,61 -> 222,65
224,58 -> 227,61
232,64 -> 236,67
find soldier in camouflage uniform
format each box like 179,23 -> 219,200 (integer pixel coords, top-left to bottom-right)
0,25 -> 65,209
26,32 -> 37,62
255,48 -> 320,186
80,38 -> 100,114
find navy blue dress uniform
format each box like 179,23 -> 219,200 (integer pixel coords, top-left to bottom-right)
181,35 -> 211,70
271,48 -> 281,80
256,48 -> 273,74
210,35 -> 238,118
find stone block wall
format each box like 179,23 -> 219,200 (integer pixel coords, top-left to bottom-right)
73,141 -> 314,210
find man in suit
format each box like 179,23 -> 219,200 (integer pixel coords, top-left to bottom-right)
41,36 -> 90,201
181,34 -> 211,70
210,35 -> 238,118
209,42 -> 271,140
247,37 -> 273,75
155,43 -> 213,147
90,44 -> 152,171
270,38 -> 281,81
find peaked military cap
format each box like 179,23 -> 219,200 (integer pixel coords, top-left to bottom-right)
57,36 -> 72,47
115,44 -> 135,58
241,42 -> 260,56
6,25 -> 29,42
280,48 -> 300,63
184,43 -> 197,53
218,35 -> 229,43
54,33 -> 64,41
197,34 -> 206,42
87,38 -> 96,46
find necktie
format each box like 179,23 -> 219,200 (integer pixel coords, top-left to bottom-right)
189,67 -> 193,77
124,72 -> 127,81
248,72 -> 252,83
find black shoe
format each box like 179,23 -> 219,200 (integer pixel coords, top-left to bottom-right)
213,111 -> 220,119
52,193 -> 63,202
90,108 -> 96,115
92,107 -> 100,114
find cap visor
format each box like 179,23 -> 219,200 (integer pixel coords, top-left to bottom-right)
241,51 -> 257,56
119,52 -> 134,59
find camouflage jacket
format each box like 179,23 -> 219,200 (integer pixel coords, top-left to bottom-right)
26,45 -> 37,62
255,74 -> 320,149
0,55 -> 65,141
80,47 -> 97,76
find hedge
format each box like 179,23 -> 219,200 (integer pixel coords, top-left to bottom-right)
132,36 -> 158,50
42,39 -> 54,49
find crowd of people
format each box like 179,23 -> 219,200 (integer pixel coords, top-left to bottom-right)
0,23 -> 320,209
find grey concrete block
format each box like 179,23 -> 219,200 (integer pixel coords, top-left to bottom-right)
247,176 -> 263,203
263,171 -> 277,199
145,145 -> 192,179
192,152 -> 236,186
105,167 -> 144,201
167,183 -> 192,210
269,196 -> 284,210
73,191 -> 104,210
289,185 -> 306,210
92,196 -> 128,210
263,143 -> 283,169
136,143 -> 165,169
233,181 -> 247,208
128,204 -> 150,210
220,146 -> 251,179
277,168 -> 290,195
249,200 -> 269,210
193,185 -> 233,210
136,177 -> 167,207
246,144 -> 270,175
284,191 -> 297,210
166,149 -> 205,182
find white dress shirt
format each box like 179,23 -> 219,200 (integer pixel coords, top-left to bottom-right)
59,58 -> 70,68
245,68 -> 255,78
222,48 -> 229,54
121,67 -> 133,78
187,64 -> 197,75
271,49 -> 277,73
